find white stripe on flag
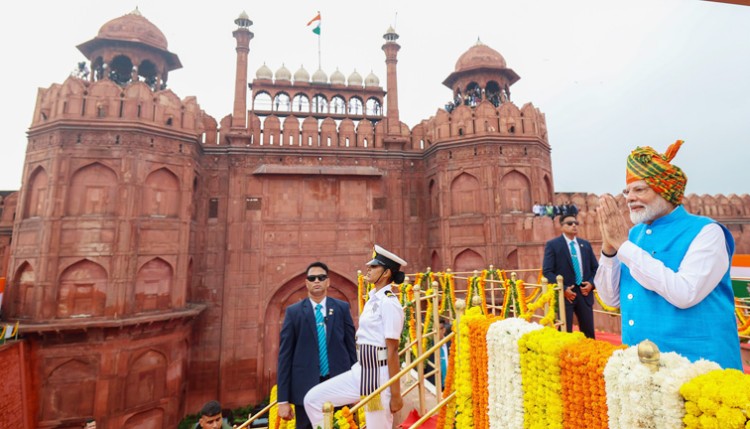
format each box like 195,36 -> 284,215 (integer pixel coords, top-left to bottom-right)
730,267 -> 750,279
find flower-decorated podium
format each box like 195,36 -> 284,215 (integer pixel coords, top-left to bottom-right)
438,304 -> 750,429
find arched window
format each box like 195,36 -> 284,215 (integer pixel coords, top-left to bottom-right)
450,173 -> 480,215
57,260 -> 108,318
273,93 -> 291,111
292,94 -> 310,113
365,98 -> 382,116
499,171 -> 532,213
312,94 -> 328,113
109,55 -> 133,86
138,60 -> 159,89
24,167 -> 48,218
253,92 -> 272,110
348,97 -> 364,115
142,168 -> 180,218
331,96 -> 346,114
66,163 -> 118,216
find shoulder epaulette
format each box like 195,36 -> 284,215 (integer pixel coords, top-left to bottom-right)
384,290 -> 395,298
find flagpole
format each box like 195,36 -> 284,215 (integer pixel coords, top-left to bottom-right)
317,14 -> 322,71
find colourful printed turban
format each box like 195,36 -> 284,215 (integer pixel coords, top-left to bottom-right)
626,140 -> 687,205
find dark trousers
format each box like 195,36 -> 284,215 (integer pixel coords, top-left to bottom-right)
565,286 -> 595,339
294,405 -> 313,429
294,374 -> 331,429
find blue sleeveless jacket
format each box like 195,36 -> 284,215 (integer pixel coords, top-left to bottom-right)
620,205 -> 742,370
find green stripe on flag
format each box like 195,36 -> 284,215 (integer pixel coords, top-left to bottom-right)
312,24 -> 320,35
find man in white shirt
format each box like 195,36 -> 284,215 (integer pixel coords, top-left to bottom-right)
595,140 -> 742,370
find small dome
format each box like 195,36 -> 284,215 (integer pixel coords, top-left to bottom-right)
330,68 -> 346,85
275,64 -> 291,81
97,8 -> 168,51
454,38 -> 507,72
364,71 -> 380,87
348,69 -> 363,86
312,68 -> 328,84
294,65 -> 310,83
256,63 -> 272,80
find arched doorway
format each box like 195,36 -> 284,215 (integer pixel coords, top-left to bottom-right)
259,271 -> 358,399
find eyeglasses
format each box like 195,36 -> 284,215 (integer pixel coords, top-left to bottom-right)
306,274 -> 328,282
622,185 -> 652,198
563,221 -> 579,226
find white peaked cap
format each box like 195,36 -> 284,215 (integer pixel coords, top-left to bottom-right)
366,244 -> 408,269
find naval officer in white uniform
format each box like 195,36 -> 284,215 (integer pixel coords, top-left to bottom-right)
304,245 -> 407,428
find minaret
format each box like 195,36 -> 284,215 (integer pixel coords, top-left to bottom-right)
231,11 -> 254,129
382,26 -> 407,147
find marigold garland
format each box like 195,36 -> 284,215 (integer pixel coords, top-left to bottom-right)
518,327 -> 585,429
523,287 -> 557,327
422,287 -> 435,352
523,285 -> 542,304
559,338 -> 625,429
437,320 -> 458,429
267,385 -> 295,429
438,272 -> 457,317
735,299 -> 750,334
455,306 -> 486,429
680,369 -> 750,429
469,316 -> 497,429
486,318 -> 544,429
268,385 -> 279,429
593,290 -> 620,314
467,275 -> 486,313
333,406 -> 358,429
357,273 -> 375,314
514,279 -> 529,317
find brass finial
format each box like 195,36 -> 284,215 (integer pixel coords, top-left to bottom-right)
638,339 -> 661,372
471,295 -> 482,307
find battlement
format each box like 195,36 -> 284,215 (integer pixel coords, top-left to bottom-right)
30,76 -> 214,139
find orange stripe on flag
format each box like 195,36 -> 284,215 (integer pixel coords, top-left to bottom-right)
731,254 -> 750,279
0,277 -> 5,294
307,12 -> 321,26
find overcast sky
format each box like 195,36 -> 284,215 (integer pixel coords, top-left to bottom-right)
1,0 -> 748,196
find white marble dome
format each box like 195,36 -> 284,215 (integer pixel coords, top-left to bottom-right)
256,63 -> 272,80
348,69 -> 363,86
293,65 -> 309,83
364,71 -> 380,87
275,64 -> 291,81
312,68 -> 328,84
330,68 -> 346,85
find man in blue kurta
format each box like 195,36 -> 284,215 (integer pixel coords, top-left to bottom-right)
595,140 -> 742,370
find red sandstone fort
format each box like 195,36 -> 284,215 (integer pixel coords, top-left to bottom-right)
0,9 -> 748,429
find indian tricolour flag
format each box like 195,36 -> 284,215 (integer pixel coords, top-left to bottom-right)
731,254 -> 750,299
0,277 -> 5,311
307,12 -> 321,35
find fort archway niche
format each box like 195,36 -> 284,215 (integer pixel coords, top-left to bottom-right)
260,270 -> 358,399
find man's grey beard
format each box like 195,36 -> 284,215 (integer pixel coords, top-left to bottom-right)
629,196 -> 674,224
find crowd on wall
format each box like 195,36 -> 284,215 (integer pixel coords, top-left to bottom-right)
444,85 -> 511,113
533,201 -> 579,218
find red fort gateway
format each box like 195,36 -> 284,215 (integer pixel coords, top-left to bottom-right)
0,9 -> 748,429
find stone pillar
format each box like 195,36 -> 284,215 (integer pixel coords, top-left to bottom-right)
382,27 -> 402,138
231,12 -> 254,130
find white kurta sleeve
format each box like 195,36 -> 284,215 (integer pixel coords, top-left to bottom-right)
617,223 -> 729,309
594,253 -> 622,308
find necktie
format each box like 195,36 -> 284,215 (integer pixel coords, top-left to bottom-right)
569,240 -> 583,285
315,304 -> 329,377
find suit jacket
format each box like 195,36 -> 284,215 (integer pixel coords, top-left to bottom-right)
277,296 -> 357,405
542,235 -> 599,306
